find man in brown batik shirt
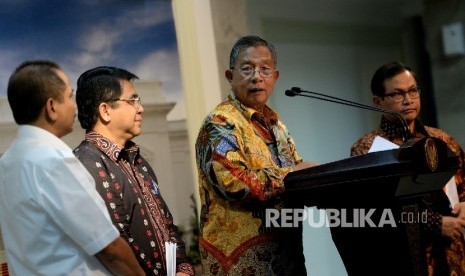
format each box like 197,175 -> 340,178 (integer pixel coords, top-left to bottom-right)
351,61 -> 465,275
73,66 -> 194,276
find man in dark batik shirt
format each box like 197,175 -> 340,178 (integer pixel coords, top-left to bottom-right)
73,66 -> 194,276
351,61 -> 465,275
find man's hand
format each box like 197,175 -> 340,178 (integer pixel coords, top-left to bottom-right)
442,215 -> 465,240
452,202 -> 465,219
95,237 -> 145,276
443,202 -> 465,240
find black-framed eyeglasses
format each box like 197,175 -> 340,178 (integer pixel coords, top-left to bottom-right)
112,96 -> 142,108
232,65 -> 276,78
382,87 -> 421,103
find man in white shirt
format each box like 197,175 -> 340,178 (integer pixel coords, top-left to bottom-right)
0,60 -> 145,275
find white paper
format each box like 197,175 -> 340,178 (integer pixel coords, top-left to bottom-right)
368,135 -> 399,153
445,176 -> 459,206
444,176 -> 465,241
165,241 -> 177,276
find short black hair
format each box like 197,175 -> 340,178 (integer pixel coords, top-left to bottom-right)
229,35 -> 277,69
76,66 -> 139,130
371,61 -> 419,97
7,60 -> 65,124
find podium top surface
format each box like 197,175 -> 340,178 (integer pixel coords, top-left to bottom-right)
284,137 -> 458,199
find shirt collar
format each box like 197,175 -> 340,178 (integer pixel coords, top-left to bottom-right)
228,91 -> 279,124
380,116 -> 427,141
18,125 -> 71,151
85,131 -> 139,163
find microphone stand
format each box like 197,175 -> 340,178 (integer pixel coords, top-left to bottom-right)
285,87 -> 413,141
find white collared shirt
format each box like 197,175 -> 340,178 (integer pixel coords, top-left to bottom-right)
0,125 -> 119,275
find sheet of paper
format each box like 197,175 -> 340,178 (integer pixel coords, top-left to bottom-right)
368,135 -> 400,153
444,176 -> 465,241
165,241 -> 177,276
444,176 -> 459,206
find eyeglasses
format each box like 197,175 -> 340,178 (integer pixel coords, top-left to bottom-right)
382,87 -> 421,102
112,96 -> 142,109
233,65 -> 276,78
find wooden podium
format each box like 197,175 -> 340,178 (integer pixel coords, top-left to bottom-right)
284,137 -> 458,276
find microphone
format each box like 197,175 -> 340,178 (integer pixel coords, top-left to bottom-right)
285,87 -> 413,141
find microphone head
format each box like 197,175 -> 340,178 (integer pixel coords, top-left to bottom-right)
285,90 -> 296,97
291,87 -> 302,93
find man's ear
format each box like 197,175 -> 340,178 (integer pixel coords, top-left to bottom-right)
225,69 -> 233,84
98,102 -> 112,123
45,98 -> 58,122
273,69 -> 280,81
373,95 -> 382,107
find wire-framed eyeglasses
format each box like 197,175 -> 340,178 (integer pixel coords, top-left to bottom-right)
233,66 -> 276,78
112,96 -> 142,108
382,87 -> 421,103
